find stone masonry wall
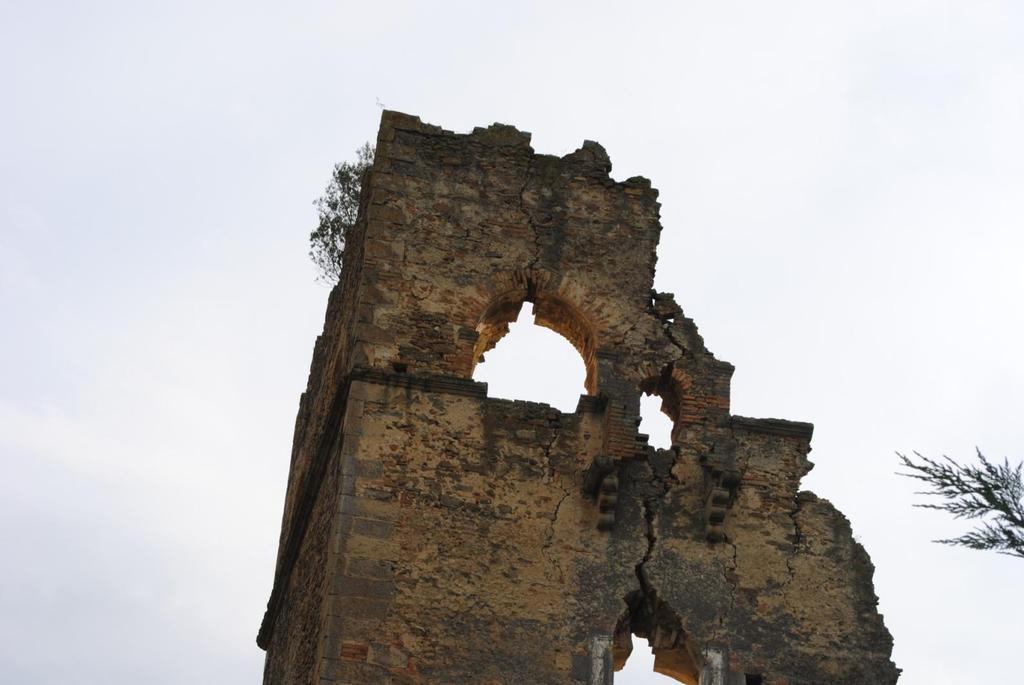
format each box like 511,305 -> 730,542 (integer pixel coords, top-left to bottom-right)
258,111 -> 899,684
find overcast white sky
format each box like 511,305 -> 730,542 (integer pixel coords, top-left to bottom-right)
2,1 -> 1022,683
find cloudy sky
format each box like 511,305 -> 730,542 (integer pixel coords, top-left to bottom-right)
2,1 -> 1022,683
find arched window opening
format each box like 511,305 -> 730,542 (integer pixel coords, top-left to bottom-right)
472,303 -> 588,413
639,370 -> 685,451
639,392 -> 675,450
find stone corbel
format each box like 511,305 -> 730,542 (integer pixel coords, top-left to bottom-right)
584,455 -> 620,531
700,446 -> 741,543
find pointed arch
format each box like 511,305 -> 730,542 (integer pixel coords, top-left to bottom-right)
471,268 -> 599,395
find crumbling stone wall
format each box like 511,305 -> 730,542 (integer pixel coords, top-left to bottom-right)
257,111 -> 898,684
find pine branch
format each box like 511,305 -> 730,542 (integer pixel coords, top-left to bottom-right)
897,450 -> 1024,558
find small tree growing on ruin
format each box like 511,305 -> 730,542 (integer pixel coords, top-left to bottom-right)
898,450 -> 1024,559
309,143 -> 374,284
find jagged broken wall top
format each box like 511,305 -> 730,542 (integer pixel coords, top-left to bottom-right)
275,111 -> 737,540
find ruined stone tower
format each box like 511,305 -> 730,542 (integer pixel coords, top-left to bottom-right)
257,112 -> 898,684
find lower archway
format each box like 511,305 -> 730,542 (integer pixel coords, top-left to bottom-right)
614,634 -> 694,684
612,592 -> 700,684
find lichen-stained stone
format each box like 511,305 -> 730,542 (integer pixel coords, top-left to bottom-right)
257,112 -> 899,685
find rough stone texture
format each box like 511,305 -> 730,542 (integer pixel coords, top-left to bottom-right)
257,111 -> 899,684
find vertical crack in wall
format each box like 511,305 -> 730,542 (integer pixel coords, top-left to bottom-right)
517,159 -> 544,273
712,539 -> 739,648
784,493 -> 805,586
651,293 -> 696,358
540,417 -> 560,471
634,448 -> 675,604
632,442 -> 682,596
711,429 -> 745,648
543,488 -> 572,565
624,462 -> 680,648
635,490 -> 659,608
620,465 -> 706,682
541,419 -> 570,574
662,321 -> 689,358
